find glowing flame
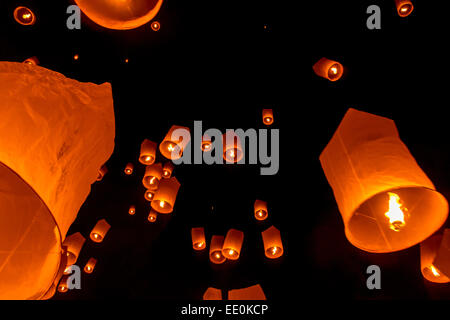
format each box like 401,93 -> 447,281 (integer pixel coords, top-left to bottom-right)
330,66 -> 338,74
149,176 -> 156,184
145,156 -> 151,162
168,144 -> 175,152
159,201 -> 165,208
215,253 -> 221,259
430,265 -> 441,277
384,192 -> 407,232
228,249 -> 234,255
271,247 -> 278,255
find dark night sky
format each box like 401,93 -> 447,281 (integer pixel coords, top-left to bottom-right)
1,0 -> 450,308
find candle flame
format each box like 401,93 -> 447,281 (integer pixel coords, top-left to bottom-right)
384,192 -> 407,232
330,66 -> 338,74
145,156 -> 151,162
228,249 -> 234,255
430,265 -> 441,277
168,143 -> 175,152
271,247 -> 278,255
149,176 -> 156,184
159,201 -> 165,208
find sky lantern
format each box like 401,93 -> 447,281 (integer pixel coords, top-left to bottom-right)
209,235 -> 226,264
151,177 -> 181,214
129,205 -> 136,215
14,6 -> 36,26
228,284 -> 266,300
57,276 -> 69,293
203,287 -> 222,300
395,0 -> 414,17
201,135 -> 212,152
96,164 -> 108,181
90,219 -> 111,243
159,125 -> 191,160
320,108 -> 448,253
143,163 -> 163,190
222,229 -> 244,260
223,131 -> 244,163
262,109 -> 274,125
84,258 -> 97,274
124,162 -> 134,175
313,57 -> 344,81
429,229 -> 450,281
148,210 -> 158,222
145,190 -> 155,202
139,139 -> 157,165
162,162 -> 174,178
261,226 -> 284,259
254,200 -> 268,221
191,227 -> 206,251
420,233 -> 450,283
74,0 -> 164,30
0,62 -> 114,299
63,232 -> 86,266
23,57 -> 39,66
151,21 -> 161,31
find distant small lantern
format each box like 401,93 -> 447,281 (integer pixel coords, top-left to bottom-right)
222,131 -> 243,163
162,162 -> 174,178
262,109 -> 274,125
23,57 -> 39,66
139,139 -> 157,165
148,210 -> 158,222
254,200 -> 268,221
159,125 -> 191,160
151,21 -> 160,31
57,275 -> 69,293
203,287 -> 222,300
144,190 -> 155,202
129,205 -> 136,215
420,234 -> 450,283
151,177 -> 181,214
209,235 -> 226,264
142,163 -> 163,190
261,226 -> 284,259
14,6 -> 36,26
222,229 -> 244,260
124,162 -> 134,175
90,219 -> 111,243
63,232 -> 86,266
201,135 -> 212,152
395,0 -> 414,17
228,284 -> 266,300
96,164 -> 108,181
73,54 -> 79,61
191,227 -> 206,251
313,57 -> 344,82
84,258 -> 97,274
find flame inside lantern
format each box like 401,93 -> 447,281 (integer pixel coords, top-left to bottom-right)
429,265 -> 441,277
384,192 -> 408,232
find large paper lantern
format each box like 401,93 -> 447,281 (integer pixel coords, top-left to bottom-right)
320,108 -> 448,253
151,177 -> 181,214
420,233 -> 450,283
63,232 -> 86,266
262,109 -> 274,125
223,131 -> 243,163
0,62 -> 114,299
142,163 -> 163,190
222,229 -> 244,260
14,6 -> 36,26
139,139 -> 157,165
261,226 -> 284,259
228,284 -> 266,300
162,162 -> 174,178
90,219 -> 111,243
74,0 -> 164,30
159,125 -> 191,160
313,57 -> 344,82
395,0 -> 414,17
84,258 -> 97,274
191,227 -> 206,251
203,287 -> 222,300
430,229 -> 450,280
209,235 -> 226,264
254,200 -> 268,221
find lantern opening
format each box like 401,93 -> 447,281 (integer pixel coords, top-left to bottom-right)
328,63 -> 342,80
399,4 -> 413,17
14,7 -> 36,26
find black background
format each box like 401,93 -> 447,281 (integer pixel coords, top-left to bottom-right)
1,0 -> 450,306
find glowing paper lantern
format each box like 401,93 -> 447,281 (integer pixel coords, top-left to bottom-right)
262,109 -> 274,125
223,131 -> 243,163
57,276 -> 69,293
14,6 -> 36,26
124,162 -> 134,175
261,226 -> 284,259
191,227 -> 206,251
222,229 -> 244,260
203,287 -> 222,300
139,139 -> 157,165
254,200 -> 268,221
129,205 -> 136,215
151,177 -> 181,214
151,21 -> 161,31
74,0 -> 164,30
23,57 -> 39,66
162,162 -> 174,178
63,232 -> 86,266
144,190 -> 155,202
431,229 -> 450,280
90,219 -> 111,243
97,164 -> 108,181
420,234 -> 450,283
209,235 -> 226,264
148,210 -> 158,222
313,57 -> 344,82
143,163 -> 163,190
201,135 -> 212,152
0,62 -> 114,299
159,125 -> 191,160
84,258 -> 97,274
320,108 -> 448,253
395,0 -> 414,17
228,284 -> 266,300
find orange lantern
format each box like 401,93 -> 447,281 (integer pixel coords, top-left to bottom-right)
254,200 -> 268,221
151,21 -> 161,31
129,205 -> 136,215
57,276 -> 69,293
209,235 -> 226,264
261,226 -> 284,259
395,0 -> 414,17
14,6 -> 36,26
191,227 -> 206,250
84,258 -> 97,274
124,162 -> 134,175
320,108 -> 448,253
162,162 -> 174,178
201,135 -> 212,152
73,54 -> 80,61
313,57 -> 344,82
420,233 -> 450,283
74,0 -> 164,30
90,219 -> 111,243
23,57 -> 39,66
262,109 -> 274,125
96,164 -> 108,181
159,125 -> 191,160
144,190 -> 155,201
222,229 -> 244,260
139,139 -> 157,165
63,232 -> 86,266
151,177 -> 181,214
203,287 -> 222,300
148,210 -> 158,222
430,229 -> 450,280
223,131 -> 243,163
228,284 -> 266,300
0,62 -> 114,299
142,163 -> 163,190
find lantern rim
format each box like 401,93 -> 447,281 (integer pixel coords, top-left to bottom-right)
139,154 -> 155,165
13,6 -> 36,26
